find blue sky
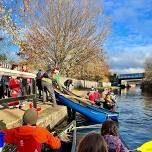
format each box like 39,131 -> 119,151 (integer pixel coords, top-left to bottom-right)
102,0 -> 152,74
1,0 -> 152,74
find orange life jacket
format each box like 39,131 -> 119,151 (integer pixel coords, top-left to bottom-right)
3,125 -> 61,152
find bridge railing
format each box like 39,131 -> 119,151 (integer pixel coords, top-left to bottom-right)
118,73 -> 144,79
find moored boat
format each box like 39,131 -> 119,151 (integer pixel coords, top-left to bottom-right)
62,87 -> 119,121
55,90 -> 119,123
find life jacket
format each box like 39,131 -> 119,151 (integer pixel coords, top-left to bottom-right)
9,78 -> 21,107
88,91 -> 95,102
3,125 -> 61,151
13,133 -> 41,152
9,78 -> 20,92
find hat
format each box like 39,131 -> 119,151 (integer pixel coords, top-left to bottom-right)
23,108 -> 38,125
53,67 -> 59,73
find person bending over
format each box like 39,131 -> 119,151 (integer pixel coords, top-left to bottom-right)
41,68 -> 57,106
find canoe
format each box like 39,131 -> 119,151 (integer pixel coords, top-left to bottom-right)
62,87 -> 119,121
55,90 -> 118,123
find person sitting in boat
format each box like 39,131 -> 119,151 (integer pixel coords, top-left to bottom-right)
88,87 -> 96,102
101,120 -> 129,152
108,88 -> 116,102
77,132 -> 108,152
103,92 -> 116,111
2,108 -> 61,152
101,88 -> 109,100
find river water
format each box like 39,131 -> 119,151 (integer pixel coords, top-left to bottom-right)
76,87 -> 152,150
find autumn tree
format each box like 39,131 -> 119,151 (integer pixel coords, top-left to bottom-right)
144,57 -> 152,81
17,0 -> 110,77
1,0 -> 110,79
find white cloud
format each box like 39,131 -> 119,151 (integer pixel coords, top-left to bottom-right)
108,44 -> 152,74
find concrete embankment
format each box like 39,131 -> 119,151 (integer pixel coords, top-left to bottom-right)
0,102 -> 67,130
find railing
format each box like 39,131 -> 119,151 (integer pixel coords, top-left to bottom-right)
118,73 -> 144,79
0,68 -> 37,109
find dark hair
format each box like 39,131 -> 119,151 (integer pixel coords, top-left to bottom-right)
77,132 -> 108,152
11,64 -> 18,70
101,119 -> 118,136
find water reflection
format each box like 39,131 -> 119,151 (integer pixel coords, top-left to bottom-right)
118,87 -> 152,149
77,87 -> 152,150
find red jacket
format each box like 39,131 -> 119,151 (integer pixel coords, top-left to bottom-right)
3,125 -> 61,152
88,91 -> 95,102
9,78 -> 21,92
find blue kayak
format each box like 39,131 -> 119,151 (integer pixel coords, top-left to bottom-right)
55,91 -> 119,123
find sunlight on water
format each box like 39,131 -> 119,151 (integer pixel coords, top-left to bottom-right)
77,87 -> 152,150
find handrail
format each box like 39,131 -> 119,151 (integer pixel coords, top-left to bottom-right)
0,68 -> 36,78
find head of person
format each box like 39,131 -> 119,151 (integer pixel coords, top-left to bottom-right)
104,88 -> 108,91
11,64 -> 18,70
69,79 -> 73,83
22,64 -> 28,72
77,132 -> 108,152
22,108 -> 38,126
109,87 -> 113,92
53,67 -> 60,74
91,87 -> 95,91
101,119 -> 118,136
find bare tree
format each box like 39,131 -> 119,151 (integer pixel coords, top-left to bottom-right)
1,0 -> 110,79
17,0 -> 110,76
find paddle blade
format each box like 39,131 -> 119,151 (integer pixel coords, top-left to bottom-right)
137,141 -> 152,152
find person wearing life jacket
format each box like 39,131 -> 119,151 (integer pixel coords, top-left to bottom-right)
9,76 -> 22,108
101,88 -> 109,100
88,87 -> 96,102
8,64 -> 22,108
2,108 -> 61,152
41,68 -> 57,106
103,92 -> 115,111
52,67 -> 64,92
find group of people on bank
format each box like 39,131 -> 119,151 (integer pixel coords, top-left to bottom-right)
1,108 -> 128,152
0,64 -> 33,108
